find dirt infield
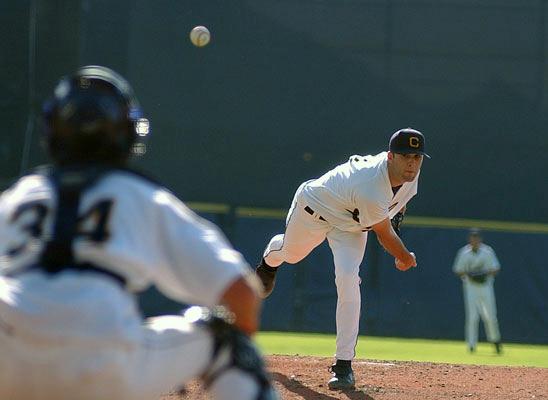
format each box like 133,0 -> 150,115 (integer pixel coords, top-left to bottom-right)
165,354 -> 547,400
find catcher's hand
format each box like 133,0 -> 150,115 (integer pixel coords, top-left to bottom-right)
391,211 -> 405,236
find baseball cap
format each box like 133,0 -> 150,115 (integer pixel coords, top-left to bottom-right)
389,128 -> 431,158
468,228 -> 482,237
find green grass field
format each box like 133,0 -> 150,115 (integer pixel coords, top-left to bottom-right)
256,331 -> 548,368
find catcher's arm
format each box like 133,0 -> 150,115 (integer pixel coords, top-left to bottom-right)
372,217 -> 416,270
219,272 -> 262,336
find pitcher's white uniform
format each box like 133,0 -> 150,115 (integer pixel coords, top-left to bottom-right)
0,171 -> 255,400
263,152 -> 419,360
452,243 -> 501,349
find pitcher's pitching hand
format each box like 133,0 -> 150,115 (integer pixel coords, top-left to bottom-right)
395,252 -> 416,271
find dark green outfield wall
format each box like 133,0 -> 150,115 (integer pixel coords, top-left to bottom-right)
128,0 -> 548,223
2,1 -> 548,342
3,0 -> 548,222
139,210 -> 548,344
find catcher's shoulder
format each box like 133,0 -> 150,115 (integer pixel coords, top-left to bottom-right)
105,167 -> 182,200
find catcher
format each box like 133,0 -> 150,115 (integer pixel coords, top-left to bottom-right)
0,66 -> 277,400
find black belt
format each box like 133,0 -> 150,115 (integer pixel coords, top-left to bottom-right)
304,206 -> 326,221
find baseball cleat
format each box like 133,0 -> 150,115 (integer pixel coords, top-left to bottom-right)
494,342 -> 503,354
328,364 -> 355,390
255,259 -> 278,298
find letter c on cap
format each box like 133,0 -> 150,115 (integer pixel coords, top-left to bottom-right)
409,137 -> 420,148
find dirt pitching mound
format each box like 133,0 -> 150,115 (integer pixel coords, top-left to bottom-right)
164,354 -> 547,399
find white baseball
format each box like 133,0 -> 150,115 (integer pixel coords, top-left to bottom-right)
190,26 -> 210,47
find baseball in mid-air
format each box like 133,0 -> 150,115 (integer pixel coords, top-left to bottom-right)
190,26 -> 211,47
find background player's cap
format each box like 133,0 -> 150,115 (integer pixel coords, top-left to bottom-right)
389,128 -> 431,158
468,228 -> 482,237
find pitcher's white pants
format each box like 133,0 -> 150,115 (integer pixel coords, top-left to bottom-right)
263,184 -> 367,361
0,315 -> 261,400
462,279 -> 501,348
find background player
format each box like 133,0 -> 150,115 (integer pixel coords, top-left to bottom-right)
453,228 -> 503,354
0,66 -> 277,400
256,128 -> 429,389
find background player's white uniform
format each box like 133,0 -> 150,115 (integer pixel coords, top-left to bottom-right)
452,242 -> 501,350
263,152 -> 419,360
0,171 -> 258,400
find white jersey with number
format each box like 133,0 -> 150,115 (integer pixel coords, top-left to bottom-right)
301,152 -> 419,232
0,170 -> 248,346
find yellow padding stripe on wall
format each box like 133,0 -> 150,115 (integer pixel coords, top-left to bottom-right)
236,207 -> 287,219
185,202 -> 231,214
404,216 -> 548,234
186,203 -> 548,234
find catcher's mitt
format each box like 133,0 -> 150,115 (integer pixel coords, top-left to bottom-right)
391,211 -> 405,236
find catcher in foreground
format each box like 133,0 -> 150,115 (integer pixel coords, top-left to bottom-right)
0,66 -> 277,400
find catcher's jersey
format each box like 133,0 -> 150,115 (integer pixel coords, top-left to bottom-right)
0,170 -> 248,344
302,152 -> 419,232
452,243 -> 501,275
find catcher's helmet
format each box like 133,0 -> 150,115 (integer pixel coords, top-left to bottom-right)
42,65 -> 149,165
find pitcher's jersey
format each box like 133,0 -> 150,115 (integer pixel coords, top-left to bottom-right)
302,152 -> 419,232
0,170 -> 249,344
452,243 -> 500,276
